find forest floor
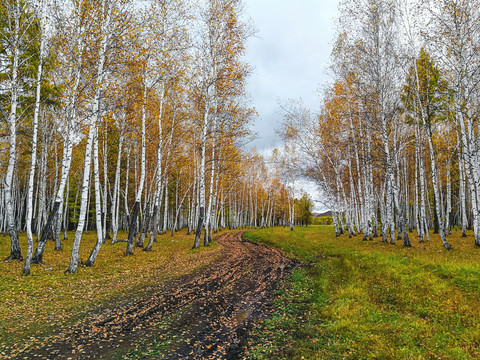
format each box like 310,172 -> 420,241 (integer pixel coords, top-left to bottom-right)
0,231 -> 295,359
6,226 -> 480,359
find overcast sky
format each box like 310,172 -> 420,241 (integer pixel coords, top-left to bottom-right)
243,0 -> 339,153
243,0 -> 339,211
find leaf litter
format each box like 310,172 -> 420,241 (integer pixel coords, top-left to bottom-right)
7,231 -> 295,359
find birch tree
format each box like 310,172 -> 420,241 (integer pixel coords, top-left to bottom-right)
24,0 -> 49,274
427,0 -> 480,247
192,0 -> 252,248
402,49 -> 452,249
32,0 -> 87,264
67,0 -> 115,273
126,68 -> 146,255
1,0 -> 26,260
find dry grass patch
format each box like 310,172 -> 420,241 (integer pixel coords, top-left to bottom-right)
0,229 -> 222,354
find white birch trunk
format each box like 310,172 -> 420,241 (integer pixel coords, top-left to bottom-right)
147,83 -> 164,249
171,182 -> 194,236
212,162 -> 220,233
66,119 -> 96,273
36,142 -> 48,237
367,134 -> 376,237
204,121 -> 216,245
24,1 -> 47,274
193,105 -> 209,249
187,164 -> 196,235
393,164 -> 411,247
426,124 -> 451,249
445,162 -> 452,235
126,78 -> 147,254
34,0 -> 84,263
458,145 -> 468,237
85,127 -> 104,266
382,115 -> 395,245
414,129 -> 421,239
419,133 -> 429,242
456,105 -> 479,244
63,174 -> 69,241
123,147 -> 131,227
66,0 -> 112,272
102,131 -> 108,240
347,96 -> 366,238
111,134 -> 123,243
5,0 -> 22,260
162,175 -> 169,234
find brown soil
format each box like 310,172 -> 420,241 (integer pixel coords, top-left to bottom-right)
15,231 -> 295,359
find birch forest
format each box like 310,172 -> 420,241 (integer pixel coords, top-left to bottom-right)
0,0 -> 301,275
6,0 -> 480,358
278,0 -> 480,250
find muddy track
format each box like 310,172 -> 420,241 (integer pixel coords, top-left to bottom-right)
19,231 -> 296,359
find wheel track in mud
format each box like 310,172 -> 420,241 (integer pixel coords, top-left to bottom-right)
15,231 -> 296,359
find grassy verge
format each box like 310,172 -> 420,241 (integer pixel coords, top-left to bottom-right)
0,230 -> 221,356
243,226 -> 480,359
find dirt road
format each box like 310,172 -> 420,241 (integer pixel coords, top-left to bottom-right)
20,231 -> 295,359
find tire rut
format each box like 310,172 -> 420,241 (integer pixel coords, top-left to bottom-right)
14,231 -> 296,359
